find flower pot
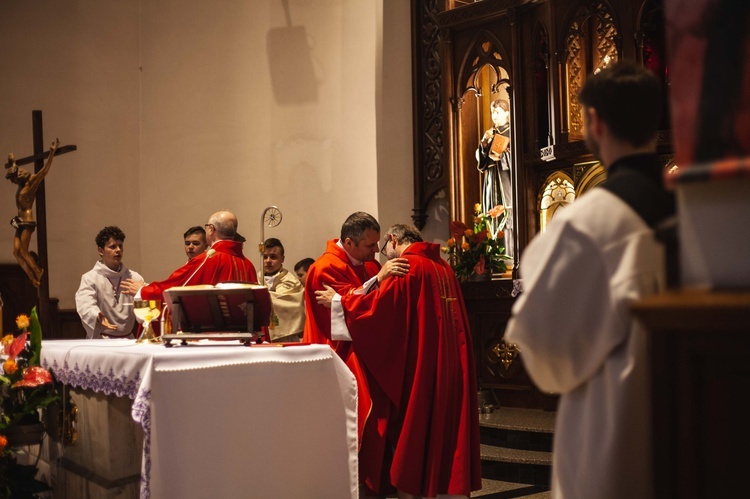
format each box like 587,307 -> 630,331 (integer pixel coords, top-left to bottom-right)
4,422 -> 46,447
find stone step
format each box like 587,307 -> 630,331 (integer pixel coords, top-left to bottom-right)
479,407 -> 555,434
374,478 -> 549,498
478,407 -> 554,489
472,478 -> 550,497
480,444 -> 552,466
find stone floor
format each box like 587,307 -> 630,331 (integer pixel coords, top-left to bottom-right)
367,479 -> 550,498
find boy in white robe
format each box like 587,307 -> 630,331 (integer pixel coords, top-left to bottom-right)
76,226 -> 144,339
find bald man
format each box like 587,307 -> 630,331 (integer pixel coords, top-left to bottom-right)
122,211 -> 258,300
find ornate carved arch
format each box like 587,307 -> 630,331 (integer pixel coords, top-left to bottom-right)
455,30 -> 512,104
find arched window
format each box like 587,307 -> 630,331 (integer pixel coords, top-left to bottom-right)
576,161 -> 607,196
539,173 -> 575,232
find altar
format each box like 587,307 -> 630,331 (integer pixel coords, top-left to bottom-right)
41,340 -> 358,499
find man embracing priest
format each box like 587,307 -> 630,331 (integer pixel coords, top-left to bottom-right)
317,224 -> 481,499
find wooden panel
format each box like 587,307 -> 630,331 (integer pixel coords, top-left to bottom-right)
461,279 -> 557,410
52,388 -> 143,499
632,290 -> 750,498
0,263 -> 38,335
56,309 -> 87,340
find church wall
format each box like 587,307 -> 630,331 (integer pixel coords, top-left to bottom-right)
0,0 -> 414,309
0,1 -> 143,310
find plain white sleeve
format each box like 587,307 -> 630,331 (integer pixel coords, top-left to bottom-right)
329,293 -> 352,341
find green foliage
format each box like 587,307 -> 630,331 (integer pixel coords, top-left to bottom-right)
443,204 -> 511,280
27,308 -> 42,368
1,308 -> 57,497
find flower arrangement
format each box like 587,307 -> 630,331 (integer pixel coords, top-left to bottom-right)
443,203 -> 510,280
1,308 -> 57,497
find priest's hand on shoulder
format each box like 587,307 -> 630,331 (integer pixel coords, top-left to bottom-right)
120,278 -> 145,296
377,258 -> 410,283
315,284 -> 336,309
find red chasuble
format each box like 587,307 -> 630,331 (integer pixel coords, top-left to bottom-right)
140,239 -> 258,300
341,242 -> 481,497
302,240 -> 388,491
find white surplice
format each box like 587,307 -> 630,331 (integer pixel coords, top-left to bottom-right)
506,188 -> 666,499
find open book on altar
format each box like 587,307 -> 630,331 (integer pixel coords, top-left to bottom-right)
162,283 -> 272,343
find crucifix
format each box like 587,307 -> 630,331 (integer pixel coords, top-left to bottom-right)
4,110 -> 76,334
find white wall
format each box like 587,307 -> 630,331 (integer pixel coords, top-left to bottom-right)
0,1 -> 142,308
0,0 -> 415,309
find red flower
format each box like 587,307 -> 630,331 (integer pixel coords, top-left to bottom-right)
450,221 -> 469,240
12,366 -> 53,388
0,434 -> 7,453
4,331 -> 28,359
473,254 -> 486,275
473,229 -> 488,244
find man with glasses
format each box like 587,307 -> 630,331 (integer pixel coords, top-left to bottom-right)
303,211 -> 409,496
315,224 -> 481,499
121,211 -> 258,300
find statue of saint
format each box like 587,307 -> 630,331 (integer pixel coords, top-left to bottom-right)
477,99 -> 513,257
5,138 -> 60,287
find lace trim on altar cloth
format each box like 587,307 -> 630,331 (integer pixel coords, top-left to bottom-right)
42,358 -> 142,398
133,389 -> 152,499
42,358 -> 153,498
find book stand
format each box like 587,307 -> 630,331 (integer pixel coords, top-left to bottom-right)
161,283 -> 272,347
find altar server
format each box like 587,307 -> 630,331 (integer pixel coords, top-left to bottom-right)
260,238 -> 305,342
76,226 -> 143,339
505,62 -> 674,499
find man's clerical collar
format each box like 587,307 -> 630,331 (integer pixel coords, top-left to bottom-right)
336,239 -> 363,266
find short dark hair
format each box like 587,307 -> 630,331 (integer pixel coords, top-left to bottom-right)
183,226 -> 206,239
340,212 -> 380,244
264,237 -> 284,255
294,258 -> 315,273
578,61 -> 662,147
387,224 -> 423,245
96,226 -> 126,248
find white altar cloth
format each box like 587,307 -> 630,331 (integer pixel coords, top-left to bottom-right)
41,339 -> 358,499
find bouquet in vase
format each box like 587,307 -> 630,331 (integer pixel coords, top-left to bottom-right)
443,203 -> 510,281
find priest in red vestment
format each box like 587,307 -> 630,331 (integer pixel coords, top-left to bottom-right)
121,211 -> 258,301
317,224 -> 481,499
303,212 -> 410,494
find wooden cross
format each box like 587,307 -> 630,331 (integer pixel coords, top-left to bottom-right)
4,110 -> 77,335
